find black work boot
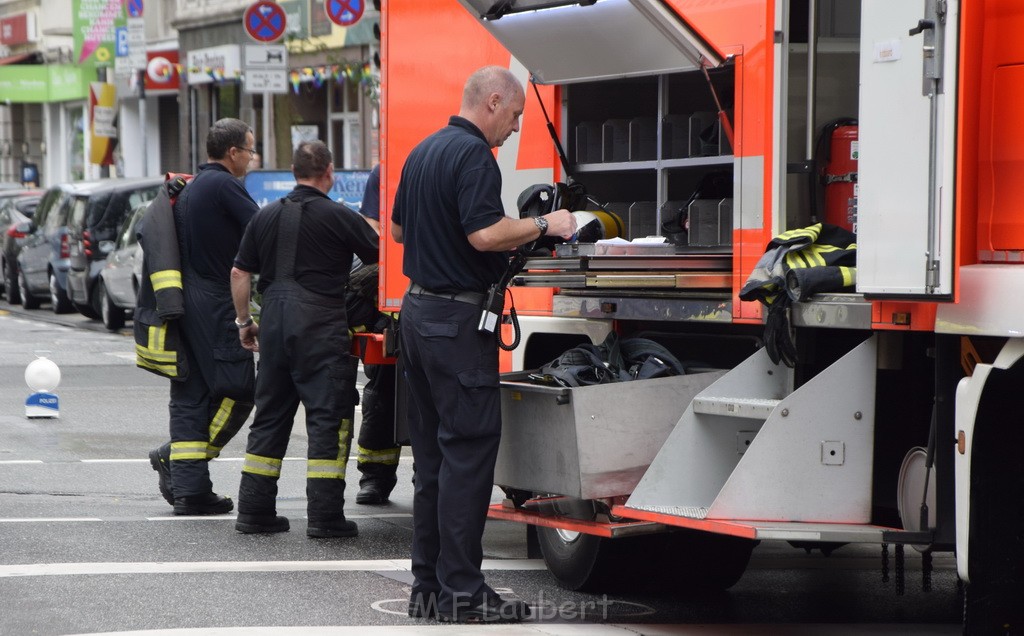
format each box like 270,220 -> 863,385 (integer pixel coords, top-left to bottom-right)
307,518 -> 358,538
355,480 -> 394,505
148,443 -> 173,506
235,513 -> 290,534
173,492 -> 233,515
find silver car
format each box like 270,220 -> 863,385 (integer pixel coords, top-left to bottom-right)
97,203 -> 146,330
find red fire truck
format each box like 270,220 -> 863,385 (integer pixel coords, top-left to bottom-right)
372,0 -> 1024,630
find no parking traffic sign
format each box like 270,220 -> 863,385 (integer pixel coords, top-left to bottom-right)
325,0 -> 364,27
244,1 -> 288,43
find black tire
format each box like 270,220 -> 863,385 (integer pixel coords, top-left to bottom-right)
962,363 -> 1024,633
538,523 -> 753,594
654,530 -> 755,593
49,272 -> 73,314
538,526 -> 613,591
5,259 -> 20,305
99,281 -> 125,330
19,270 -> 39,309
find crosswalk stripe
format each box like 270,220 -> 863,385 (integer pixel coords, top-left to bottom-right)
0,558 -> 547,578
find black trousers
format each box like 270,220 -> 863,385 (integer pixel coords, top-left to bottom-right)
168,280 -> 254,498
399,293 -> 501,614
238,284 -> 358,524
356,363 -> 399,488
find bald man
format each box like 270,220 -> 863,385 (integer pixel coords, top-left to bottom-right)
392,66 -> 575,624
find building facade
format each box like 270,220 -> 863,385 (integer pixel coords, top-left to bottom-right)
0,0 -> 378,187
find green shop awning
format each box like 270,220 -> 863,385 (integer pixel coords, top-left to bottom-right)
0,65 -> 91,103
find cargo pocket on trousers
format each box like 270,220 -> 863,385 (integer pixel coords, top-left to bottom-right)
453,367 -> 501,438
414,320 -> 459,339
211,346 -> 256,402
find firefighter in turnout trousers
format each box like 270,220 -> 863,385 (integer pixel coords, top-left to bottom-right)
351,164 -> 402,505
146,118 -> 259,515
230,140 -> 380,536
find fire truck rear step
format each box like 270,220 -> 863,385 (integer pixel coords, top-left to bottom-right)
624,336 -> 878,525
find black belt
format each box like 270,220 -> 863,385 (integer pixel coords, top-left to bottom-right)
408,282 -> 484,306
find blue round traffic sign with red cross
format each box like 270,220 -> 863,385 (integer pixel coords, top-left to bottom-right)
244,1 -> 288,43
325,0 -> 364,27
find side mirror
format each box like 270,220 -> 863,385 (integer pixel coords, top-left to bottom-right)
98,240 -> 116,255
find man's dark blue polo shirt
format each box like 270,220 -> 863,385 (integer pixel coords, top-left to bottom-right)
175,162 -> 259,288
392,116 -> 507,294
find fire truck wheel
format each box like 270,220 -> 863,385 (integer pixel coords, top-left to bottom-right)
656,530 -> 755,592
962,362 -> 1024,633
958,360 -> 1024,630
536,526 -> 618,591
537,527 -> 754,593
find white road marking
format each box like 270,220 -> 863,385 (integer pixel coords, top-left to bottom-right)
0,517 -> 102,523
71,626 -> 696,635
0,460 -> 44,464
0,558 -> 547,578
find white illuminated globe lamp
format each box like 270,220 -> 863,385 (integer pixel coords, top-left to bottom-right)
26,356 -> 61,392
25,354 -> 61,418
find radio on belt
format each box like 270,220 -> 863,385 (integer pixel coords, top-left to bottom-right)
477,283 -> 504,333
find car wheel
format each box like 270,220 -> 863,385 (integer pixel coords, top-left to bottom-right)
99,281 -> 125,330
5,259 -> 20,305
19,270 -> 40,309
49,272 -> 73,314
4,259 -> 21,307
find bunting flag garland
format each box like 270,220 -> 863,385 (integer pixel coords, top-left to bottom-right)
181,57 -> 378,102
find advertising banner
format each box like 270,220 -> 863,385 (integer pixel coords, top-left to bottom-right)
74,0 -> 126,66
245,169 -> 370,211
89,82 -> 118,166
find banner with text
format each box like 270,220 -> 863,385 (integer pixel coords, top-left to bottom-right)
74,0 -> 126,66
89,82 -> 118,166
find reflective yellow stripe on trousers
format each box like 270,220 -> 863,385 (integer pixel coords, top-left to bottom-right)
242,453 -> 283,478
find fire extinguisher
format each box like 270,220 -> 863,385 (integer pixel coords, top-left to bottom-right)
813,118 -> 858,233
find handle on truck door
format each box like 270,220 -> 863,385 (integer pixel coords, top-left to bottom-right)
908,19 -> 934,36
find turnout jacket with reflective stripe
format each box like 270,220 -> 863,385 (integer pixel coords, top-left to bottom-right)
137,185 -> 185,319
739,222 -> 857,305
133,182 -> 189,380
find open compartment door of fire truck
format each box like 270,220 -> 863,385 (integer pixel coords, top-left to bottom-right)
453,0 -> 725,84
856,0 -> 959,299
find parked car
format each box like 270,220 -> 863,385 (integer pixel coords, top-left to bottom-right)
16,181 -> 103,311
97,203 -> 147,330
16,179 -> 160,314
0,191 -> 44,304
66,177 -> 162,318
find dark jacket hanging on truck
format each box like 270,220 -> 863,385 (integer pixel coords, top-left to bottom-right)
133,175 -> 191,380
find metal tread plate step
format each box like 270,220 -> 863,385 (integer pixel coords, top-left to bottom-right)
613,504 -> 904,542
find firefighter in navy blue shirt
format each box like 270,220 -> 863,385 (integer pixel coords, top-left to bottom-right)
147,118 -> 259,515
230,140 -> 380,536
392,66 -> 575,623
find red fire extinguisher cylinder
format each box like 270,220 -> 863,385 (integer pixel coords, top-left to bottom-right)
823,125 -> 858,233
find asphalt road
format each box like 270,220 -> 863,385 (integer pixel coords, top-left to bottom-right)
0,303 -> 963,635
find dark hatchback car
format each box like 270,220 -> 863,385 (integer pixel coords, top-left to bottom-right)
0,191 -> 44,304
17,179 -> 160,314
66,177 -> 161,317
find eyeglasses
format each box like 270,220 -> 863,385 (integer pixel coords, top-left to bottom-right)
235,146 -> 257,157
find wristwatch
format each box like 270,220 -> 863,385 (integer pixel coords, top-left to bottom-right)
533,216 -> 549,237
234,316 -> 254,328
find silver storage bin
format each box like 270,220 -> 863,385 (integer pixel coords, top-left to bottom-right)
495,370 -> 723,500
